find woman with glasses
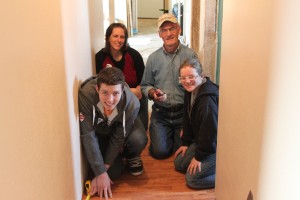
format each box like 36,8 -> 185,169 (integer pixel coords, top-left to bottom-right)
174,58 -> 219,189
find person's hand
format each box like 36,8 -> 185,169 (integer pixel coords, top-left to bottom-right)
130,85 -> 143,100
105,164 -> 110,170
179,129 -> 183,138
90,172 -> 113,200
187,157 -> 201,175
148,88 -> 167,102
174,146 -> 188,158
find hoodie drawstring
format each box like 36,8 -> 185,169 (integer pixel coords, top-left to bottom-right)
123,111 -> 126,137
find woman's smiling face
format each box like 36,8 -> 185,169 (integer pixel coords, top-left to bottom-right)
179,66 -> 203,92
109,27 -> 125,52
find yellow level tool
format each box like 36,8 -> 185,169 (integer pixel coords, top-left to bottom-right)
85,180 -> 91,200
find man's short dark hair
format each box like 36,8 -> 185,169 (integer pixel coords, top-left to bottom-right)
97,67 -> 125,89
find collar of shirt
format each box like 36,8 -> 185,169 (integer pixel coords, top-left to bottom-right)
163,42 -> 181,56
97,101 -> 118,125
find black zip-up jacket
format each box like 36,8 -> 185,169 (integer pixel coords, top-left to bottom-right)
181,77 -> 219,161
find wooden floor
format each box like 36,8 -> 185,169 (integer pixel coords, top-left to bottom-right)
82,134 -> 216,200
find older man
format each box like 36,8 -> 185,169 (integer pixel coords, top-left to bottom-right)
141,13 -> 198,159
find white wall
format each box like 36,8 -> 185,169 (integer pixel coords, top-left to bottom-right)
138,0 -> 163,18
61,0 -> 104,198
0,0 -> 105,199
216,0 -> 300,199
182,0 -> 191,45
115,0 -> 127,25
0,0 -> 76,199
257,0 -> 300,199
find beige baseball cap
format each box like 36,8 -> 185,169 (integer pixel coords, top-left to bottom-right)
157,13 -> 178,28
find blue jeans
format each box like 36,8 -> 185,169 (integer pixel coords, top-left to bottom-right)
174,143 -> 216,189
149,104 -> 183,159
95,117 -> 148,180
138,93 -> 149,130
122,117 -> 148,159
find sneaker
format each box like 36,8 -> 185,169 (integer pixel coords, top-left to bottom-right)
127,157 -> 143,176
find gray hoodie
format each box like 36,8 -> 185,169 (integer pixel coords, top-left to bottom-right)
78,76 -> 140,176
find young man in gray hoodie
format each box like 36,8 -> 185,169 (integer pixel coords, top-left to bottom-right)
79,67 -> 147,199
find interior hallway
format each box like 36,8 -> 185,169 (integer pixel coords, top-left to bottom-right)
2,1 -> 300,199
82,18 -> 216,200
128,18 -> 162,64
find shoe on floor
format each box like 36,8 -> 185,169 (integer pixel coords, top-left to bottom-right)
127,157 -> 143,176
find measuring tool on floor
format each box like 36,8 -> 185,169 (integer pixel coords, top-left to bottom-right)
85,180 -> 91,200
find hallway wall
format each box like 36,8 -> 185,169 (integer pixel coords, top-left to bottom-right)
137,0 -> 163,18
0,0 -> 76,199
0,0 -> 104,199
216,0 -> 300,199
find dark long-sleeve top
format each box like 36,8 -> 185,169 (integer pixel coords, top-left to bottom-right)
95,47 -> 145,88
181,77 -> 219,161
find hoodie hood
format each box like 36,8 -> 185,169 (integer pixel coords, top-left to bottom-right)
196,77 -> 219,99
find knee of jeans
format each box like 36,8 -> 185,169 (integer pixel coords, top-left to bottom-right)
138,133 -> 148,148
186,179 -> 197,189
185,173 -> 197,188
149,146 -> 172,159
139,136 -> 148,149
130,134 -> 148,150
174,156 -> 184,172
185,173 -> 216,189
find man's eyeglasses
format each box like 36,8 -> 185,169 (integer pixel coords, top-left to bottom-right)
178,75 -> 199,82
159,26 -> 177,34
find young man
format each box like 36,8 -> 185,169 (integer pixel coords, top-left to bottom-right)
79,67 -> 147,199
141,13 -> 198,159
